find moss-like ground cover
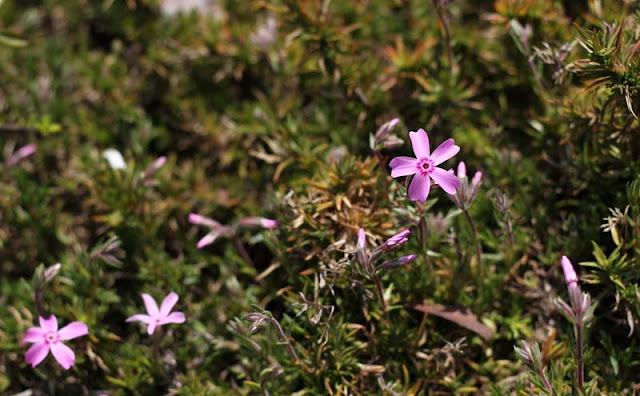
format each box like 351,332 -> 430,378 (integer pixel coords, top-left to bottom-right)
2,0 -> 640,394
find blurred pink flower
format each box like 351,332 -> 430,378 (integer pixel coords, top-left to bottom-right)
188,213 -> 233,248
136,156 -> 167,187
237,217 -> 280,229
126,292 -> 185,335
23,315 -> 88,369
6,144 -> 36,167
389,129 -> 460,202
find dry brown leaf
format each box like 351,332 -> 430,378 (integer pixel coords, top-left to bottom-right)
414,303 -> 494,340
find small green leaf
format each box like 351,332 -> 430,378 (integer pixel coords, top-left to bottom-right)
0,32 -> 27,48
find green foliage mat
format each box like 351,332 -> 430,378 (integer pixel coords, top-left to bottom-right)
1,0 -> 640,394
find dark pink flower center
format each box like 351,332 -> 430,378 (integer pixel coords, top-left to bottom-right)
45,331 -> 59,344
416,157 -> 434,176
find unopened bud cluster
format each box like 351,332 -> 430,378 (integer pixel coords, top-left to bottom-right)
371,118 -> 403,150
554,256 -> 595,326
189,213 -> 279,249
450,161 -> 482,210
356,228 -> 416,276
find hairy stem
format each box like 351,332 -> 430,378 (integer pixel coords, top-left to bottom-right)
576,321 -> 584,388
152,328 -> 164,374
538,367 -> 553,394
270,317 -> 299,362
233,235 -> 256,272
462,209 -> 482,272
372,274 -> 388,311
34,288 -> 45,318
416,202 -> 431,269
432,0 -> 454,68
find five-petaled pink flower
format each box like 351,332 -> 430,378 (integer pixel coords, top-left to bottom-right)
126,292 -> 186,335
389,129 -> 461,202
23,315 -> 89,369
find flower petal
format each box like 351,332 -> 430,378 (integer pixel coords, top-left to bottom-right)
408,174 -> 431,202
126,314 -> 153,324
159,311 -> 185,325
50,342 -> 75,370
39,315 -> 58,332
25,343 -> 50,368
23,327 -> 46,344
141,294 -> 159,317
147,322 -> 157,335
159,292 -> 179,318
58,322 -> 89,341
389,156 -> 418,178
409,129 -> 430,158
431,167 -> 461,195
430,138 -> 460,166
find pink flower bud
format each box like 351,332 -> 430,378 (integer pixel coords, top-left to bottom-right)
383,229 -> 410,250
457,161 -> 467,179
7,144 -> 37,166
238,217 -> 279,229
196,233 -> 217,249
382,137 -> 404,149
145,156 -> 166,176
561,256 -> 578,289
357,228 -> 366,250
374,118 -> 400,143
42,263 -> 61,284
260,219 -> 279,229
188,213 -> 221,228
472,171 -> 483,186
377,254 -> 417,270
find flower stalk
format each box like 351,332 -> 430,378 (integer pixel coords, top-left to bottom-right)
356,228 -> 416,310
554,256 -> 597,389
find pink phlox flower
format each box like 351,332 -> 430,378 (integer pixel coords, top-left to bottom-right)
23,315 -> 89,369
389,129 -> 460,202
188,213 -> 234,248
126,292 -> 185,335
561,256 -> 578,290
